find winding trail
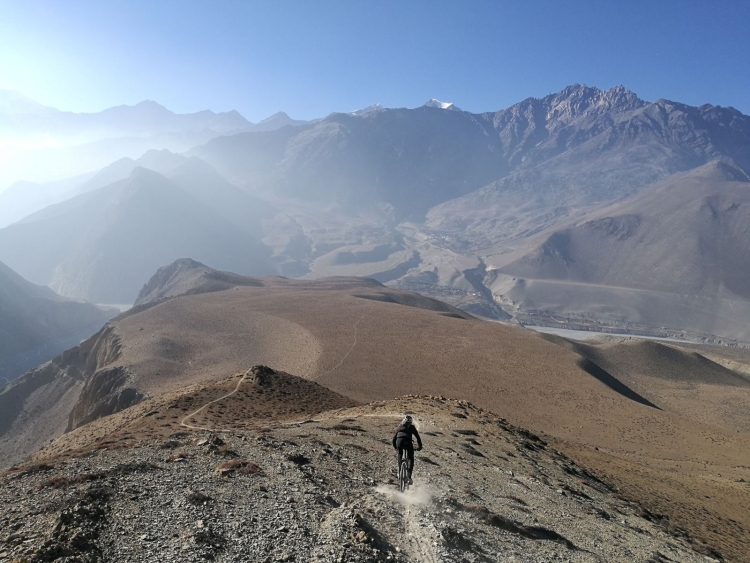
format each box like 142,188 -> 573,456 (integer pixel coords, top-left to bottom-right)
179,304 -> 370,434
317,313 -> 366,378
316,301 -> 374,378
180,370 -> 250,432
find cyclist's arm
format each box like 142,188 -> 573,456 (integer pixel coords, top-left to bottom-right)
392,431 -> 397,449
413,428 -> 423,449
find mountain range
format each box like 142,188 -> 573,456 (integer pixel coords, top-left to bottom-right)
1,84 -> 749,340
0,90 -> 308,191
187,84 -> 750,338
4,81 -> 750,561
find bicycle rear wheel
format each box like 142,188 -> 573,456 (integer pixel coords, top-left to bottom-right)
399,459 -> 409,492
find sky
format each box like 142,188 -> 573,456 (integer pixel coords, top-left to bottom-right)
1,0 -> 749,121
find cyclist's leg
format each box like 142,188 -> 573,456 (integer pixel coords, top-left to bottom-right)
396,441 -> 405,474
406,445 -> 415,481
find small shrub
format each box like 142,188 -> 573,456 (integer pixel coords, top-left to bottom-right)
216,460 -> 263,476
38,472 -> 105,490
216,444 -> 238,458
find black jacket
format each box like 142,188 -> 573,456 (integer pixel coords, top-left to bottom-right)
392,424 -> 422,450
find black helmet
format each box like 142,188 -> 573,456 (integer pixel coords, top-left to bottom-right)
401,414 -> 413,426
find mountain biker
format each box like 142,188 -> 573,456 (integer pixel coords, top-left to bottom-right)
392,414 -> 422,485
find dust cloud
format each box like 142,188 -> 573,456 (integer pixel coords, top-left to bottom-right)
374,483 -> 433,506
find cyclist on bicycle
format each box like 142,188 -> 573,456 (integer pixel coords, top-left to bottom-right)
392,414 -> 422,485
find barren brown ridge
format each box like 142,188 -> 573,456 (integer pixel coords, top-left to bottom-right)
1,262 -> 749,560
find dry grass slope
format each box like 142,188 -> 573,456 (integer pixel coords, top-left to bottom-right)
3,271 -> 750,560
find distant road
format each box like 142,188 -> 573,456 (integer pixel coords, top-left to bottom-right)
528,325 -> 702,345
96,303 -> 133,312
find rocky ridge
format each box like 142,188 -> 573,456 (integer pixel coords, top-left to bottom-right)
0,381 -> 716,563
0,325 -> 130,469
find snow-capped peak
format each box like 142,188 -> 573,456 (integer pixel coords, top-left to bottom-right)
350,103 -> 384,116
423,98 -> 460,111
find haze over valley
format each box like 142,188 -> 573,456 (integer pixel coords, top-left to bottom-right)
2,84 -> 749,341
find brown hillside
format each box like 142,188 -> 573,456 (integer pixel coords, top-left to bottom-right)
496,160 -> 750,339
3,271 -> 750,558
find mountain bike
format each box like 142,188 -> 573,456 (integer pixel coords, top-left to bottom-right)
398,449 -> 410,492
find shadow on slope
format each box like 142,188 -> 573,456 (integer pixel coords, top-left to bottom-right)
352,290 -> 474,320
538,333 -> 661,409
576,358 -> 660,409
549,334 -> 750,388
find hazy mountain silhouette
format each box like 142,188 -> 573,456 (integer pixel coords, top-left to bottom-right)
0,259 -> 115,383
0,91 -> 309,190
0,90 -> 59,116
191,107 -> 508,217
0,95 -> 249,141
253,111 -> 308,131
0,162 -> 275,303
0,172 -> 96,229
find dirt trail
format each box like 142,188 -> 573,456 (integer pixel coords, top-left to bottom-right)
316,303 -> 372,379
403,504 -> 440,563
180,370 -> 250,432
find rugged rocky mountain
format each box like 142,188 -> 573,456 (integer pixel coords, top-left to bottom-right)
192,84 -> 750,222
181,85 -> 750,337
190,106 -> 508,217
0,260 -> 115,384
492,159 -> 750,339
2,262 -> 749,558
0,162 -> 275,303
426,86 -> 750,243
